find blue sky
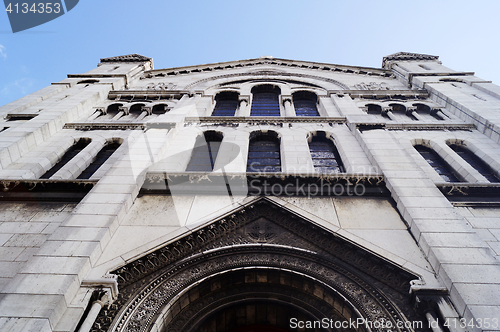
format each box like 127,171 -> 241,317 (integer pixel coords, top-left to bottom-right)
1,0 -> 500,107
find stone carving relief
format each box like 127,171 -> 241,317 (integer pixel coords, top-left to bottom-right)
143,82 -> 178,91
184,71 -> 350,90
354,82 -> 390,90
91,198 -> 424,332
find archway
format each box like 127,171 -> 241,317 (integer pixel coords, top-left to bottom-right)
91,199 -> 425,332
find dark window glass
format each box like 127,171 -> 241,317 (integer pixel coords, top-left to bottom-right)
212,92 -> 239,117
247,135 -> 281,172
415,145 -> 462,182
77,142 -> 120,179
309,136 -> 344,173
294,99 -> 318,116
186,133 -> 223,172
212,99 -> 238,116
449,144 -> 500,183
251,86 -> 280,116
293,92 -> 319,116
40,139 -> 91,179
152,104 -> 169,115
367,104 -> 382,115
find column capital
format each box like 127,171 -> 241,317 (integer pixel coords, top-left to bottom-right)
238,95 -> 250,104
280,95 -> 293,106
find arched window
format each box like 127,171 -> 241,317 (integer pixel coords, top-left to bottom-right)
449,144 -> 500,183
390,103 -> 416,120
414,103 -> 444,121
366,104 -> 382,115
415,145 -> 462,182
77,141 -> 121,179
186,131 -> 223,172
152,104 -> 169,115
250,85 -> 281,116
247,132 -> 281,172
129,103 -> 146,119
106,103 -> 122,119
293,91 -> 319,116
40,138 -> 91,179
212,92 -> 239,116
308,133 -> 344,173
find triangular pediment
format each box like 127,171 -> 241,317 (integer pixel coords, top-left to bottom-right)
144,56 -> 391,81
112,197 -> 418,293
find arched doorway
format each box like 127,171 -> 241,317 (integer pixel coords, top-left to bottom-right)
91,199 -> 424,332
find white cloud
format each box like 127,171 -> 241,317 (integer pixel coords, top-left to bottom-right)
0,45 -> 6,59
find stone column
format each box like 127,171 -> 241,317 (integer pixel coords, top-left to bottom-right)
79,276 -> 119,332
382,107 -> 397,121
88,108 -> 103,121
79,296 -> 107,332
237,96 -> 250,116
425,309 -> 445,332
282,96 -> 295,117
407,107 -> 422,121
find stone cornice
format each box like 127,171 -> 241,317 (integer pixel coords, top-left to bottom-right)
107,90 -> 195,100
0,179 -> 97,202
100,54 -> 152,63
184,116 -> 347,124
355,122 -> 475,131
108,89 -> 430,101
141,172 -> 387,196
329,89 -> 430,99
63,122 -> 176,131
143,57 -> 392,80
382,52 -> 439,68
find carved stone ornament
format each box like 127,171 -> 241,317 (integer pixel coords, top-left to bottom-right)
100,54 -> 152,63
353,82 -> 390,91
382,52 -> 439,69
184,71 -> 351,90
143,82 -> 178,91
91,198 -> 425,332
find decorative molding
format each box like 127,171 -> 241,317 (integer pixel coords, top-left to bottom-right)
92,198 -> 423,332
355,122 -> 474,132
100,54 -> 152,63
0,179 -> 96,202
141,173 -> 387,196
184,116 -> 346,124
183,71 -> 351,90
385,123 -> 475,131
108,90 -> 185,99
143,58 -> 391,81
330,89 -> 429,99
63,122 -> 176,131
382,52 -> 439,68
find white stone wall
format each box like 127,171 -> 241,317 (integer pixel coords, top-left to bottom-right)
1,54 -> 500,331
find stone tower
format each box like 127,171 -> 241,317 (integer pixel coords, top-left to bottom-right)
0,52 -> 499,332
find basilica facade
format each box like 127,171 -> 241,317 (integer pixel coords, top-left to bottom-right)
0,52 -> 499,332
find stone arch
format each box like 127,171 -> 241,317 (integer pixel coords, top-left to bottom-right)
91,199 -> 425,332
185,72 -> 349,90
